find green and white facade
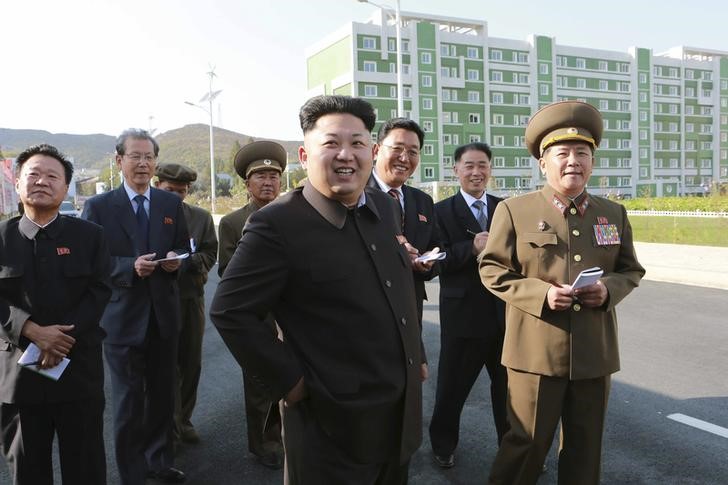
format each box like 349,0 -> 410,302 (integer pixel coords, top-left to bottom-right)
306,10 -> 728,197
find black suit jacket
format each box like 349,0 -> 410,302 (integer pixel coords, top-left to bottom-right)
211,184 -> 422,464
82,185 -> 189,346
366,176 -> 440,309
0,215 -> 111,403
435,192 -> 504,338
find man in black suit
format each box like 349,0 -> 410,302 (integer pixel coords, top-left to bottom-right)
83,129 -> 189,485
429,142 -> 508,468
211,95 -> 423,485
0,144 -> 111,484
368,118 -> 440,330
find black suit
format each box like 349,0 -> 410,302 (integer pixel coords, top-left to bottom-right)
211,184 -> 422,483
83,185 -> 189,485
429,192 -> 508,456
366,176 -> 439,323
0,214 -> 111,484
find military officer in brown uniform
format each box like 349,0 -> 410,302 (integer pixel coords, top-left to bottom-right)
154,163 -> 218,445
216,141 -> 285,468
480,100 -> 645,485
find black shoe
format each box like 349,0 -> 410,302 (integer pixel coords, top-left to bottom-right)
256,451 -> 283,470
433,453 -> 455,468
147,467 -> 186,483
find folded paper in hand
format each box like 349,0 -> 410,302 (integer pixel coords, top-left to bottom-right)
571,267 -> 603,289
154,252 -> 190,263
415,247 -> 447,263
17,343 -> 70,381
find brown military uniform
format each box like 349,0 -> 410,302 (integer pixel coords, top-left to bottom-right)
480,101 -> 645,485
217,202 -> 260,278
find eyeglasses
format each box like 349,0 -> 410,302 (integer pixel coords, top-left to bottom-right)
382,144 -> 420,159
124,153 -> 156,163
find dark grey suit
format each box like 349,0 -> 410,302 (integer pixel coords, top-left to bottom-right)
83,185 -> 189,485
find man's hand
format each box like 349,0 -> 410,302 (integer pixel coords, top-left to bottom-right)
160,251 -> 182,272
573,280 -> 608,308
546,283 -> 575,311
472,231 -> 489,255
21,320 -> 75,362
135,253 -> 157,278
284,377 -> 306,407
421,363 -> 429,382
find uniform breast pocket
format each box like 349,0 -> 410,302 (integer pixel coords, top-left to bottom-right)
519,232 -> 560,274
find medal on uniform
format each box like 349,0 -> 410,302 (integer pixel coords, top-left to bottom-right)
593,217 -> 621,245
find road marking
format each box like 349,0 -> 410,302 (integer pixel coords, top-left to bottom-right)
667,413 -> 728,439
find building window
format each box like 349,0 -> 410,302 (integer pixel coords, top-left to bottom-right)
556,56 -> 566,67
468,91 -> 480,102
685,105 -> 694,115
423,145 -> 434,156
469,113 -> 481,124
576,58 -> 586,69
443,156 -> 453,167
363,37 -> 376,49
640,129 -> 648,140
364,85 -> 377,97
599,99 -> 609,110
519,94 -> 530,105
490,49 -> 502,61
421,52 -> 432,64
422,120 -> 433,132
701,159 -> 712,168
424,167 -> 435,178
493,157 -> 505,167
469,134 -> 481,143
519,115 -> 530,126
619,63 -> 630,73
422,98 -> 433,110
600,158 -> 609,168
669,158 -> 679,168
467,47 -> 478,59
491,92 -> 504,104
422,75 -> 432,87
701,142 -> 713,150
388,39 -> 396,51
441,67 -> 451,78
598,60 -> 608,71
619,177 -> 631,186
518,73 -> 529,84
669,67 -> 678,78
467,69 -> 480,81
363,61 -> 377,72
619,82 -> 630,92
493,135 -> 505,146
599,80 -> 608,91
640,148 -> 648,158
492,113 -> 504,125
517,52 -> 529,63
540,84 -> 549,96
440,45 -> 450,57
685,140 -> 696,151
577,78 -> 586,89
490,71 -> 502,82
390,86 -> 397,98
639,73 -> 647,84
639,167 -> 648,177
654,158 -> 664,168
443,134 -> 451,145
539,63 -> 549,75
556,76 -> 564,88
639,92 -> 648,102
518,157 -> 531,167
402,40 -> 409,52
703,72 -> 712,81
495,178 -> 505,189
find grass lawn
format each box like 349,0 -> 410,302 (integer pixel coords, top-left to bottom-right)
630,216 -> 728,247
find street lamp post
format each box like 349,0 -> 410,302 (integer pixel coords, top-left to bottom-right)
185,68 -> 222,213
357,0 -> 404,117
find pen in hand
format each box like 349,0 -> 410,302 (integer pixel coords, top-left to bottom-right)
466,229 -> 477,238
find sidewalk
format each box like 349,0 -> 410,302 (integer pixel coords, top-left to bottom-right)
635,242 -> 728,290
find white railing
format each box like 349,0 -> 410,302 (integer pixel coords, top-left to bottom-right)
627,210 -> 728,218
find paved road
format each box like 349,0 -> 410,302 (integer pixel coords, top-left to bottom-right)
2,272 -> 727,484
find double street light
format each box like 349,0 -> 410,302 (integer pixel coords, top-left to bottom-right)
357,0 -> 404,117
185,67 -> 222,213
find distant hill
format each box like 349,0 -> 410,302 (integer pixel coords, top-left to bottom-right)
0,126 -> 302,175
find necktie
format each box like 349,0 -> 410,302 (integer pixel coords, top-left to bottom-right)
134,194 -> 149,253
473,200 -> 488,231
388,189 -> 404,229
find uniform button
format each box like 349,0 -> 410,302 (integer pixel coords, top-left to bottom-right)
408,358 -> 414,365
572,229 -> 580,237
574,254 -> 582,262
370,243 -> 377,251
400,317 -> 407,326
385,280 -> 392,287
573,303 -> 582,312
570,207 -> 577,215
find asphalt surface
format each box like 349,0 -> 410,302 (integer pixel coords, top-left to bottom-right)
2,267 -> 727,484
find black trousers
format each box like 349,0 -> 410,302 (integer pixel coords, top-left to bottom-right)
282,400 -> 409,485
106,315 -> 178,485
0,397 -> 106,485
429,333 -> 508,456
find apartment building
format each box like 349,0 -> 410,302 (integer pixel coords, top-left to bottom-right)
306,9 -> 728,197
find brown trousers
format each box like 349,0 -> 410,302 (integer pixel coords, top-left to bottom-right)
489,369 -> 611,485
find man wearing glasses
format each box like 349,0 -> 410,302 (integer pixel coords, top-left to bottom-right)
368,119 -> 440,332
83,129 -> 190,484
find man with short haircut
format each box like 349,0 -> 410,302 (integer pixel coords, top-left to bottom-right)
480,101 -> 645,484
211,95 -> 423,484
217,140 -> 286,468
154,163 -> 217,446
83,129 -> 189,485
0,144 -> 111,484
429,142 -> 508,469
368,118 -> 439,326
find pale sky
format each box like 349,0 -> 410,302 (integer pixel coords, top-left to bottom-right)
2,0 -> 726,141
